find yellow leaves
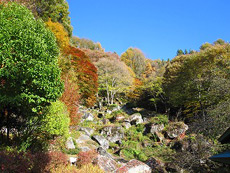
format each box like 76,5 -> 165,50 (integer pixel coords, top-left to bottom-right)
46,18 -> 70,51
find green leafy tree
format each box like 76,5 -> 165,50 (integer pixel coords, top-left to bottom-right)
0,0 -> 72,36
35,0 -> 72,36
176,49 -> 184,56
200,42 -> 212,51
0,3 -> 63,141
214,38 -> 225,45
164,43 -> 230,121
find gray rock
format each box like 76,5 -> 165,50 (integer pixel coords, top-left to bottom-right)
143,117 -> 150,123
156,132 -> 165,142
123,122 -> 131,129
167,122 -> 188,139
81,112 -> 94,121
123,118 -> 130,122
79,146 -> 91,152
97,146 -> 113,159
101,126 -> 124,143
115,115 -> 125,122
115,159 -> 151,173
150,124 -> 165,134
129,113 -> 143,125
66,137 -> 75,149
75,134 -> 92,144
93,155 -> 119,172
76,133 -> 98,150
79,127 -> 94,136
93,135 -> 110,150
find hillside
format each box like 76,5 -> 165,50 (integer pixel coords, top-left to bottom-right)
0,1 -> 230,173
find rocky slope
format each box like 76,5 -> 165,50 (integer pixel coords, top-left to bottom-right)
65,105 -> 215,172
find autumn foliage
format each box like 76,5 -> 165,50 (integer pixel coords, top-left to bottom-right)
65,46 -> 98,107
0,151 -> 69,173
77,150 -> 98,167
60,77 -> 80,125
46,18 -> 70,51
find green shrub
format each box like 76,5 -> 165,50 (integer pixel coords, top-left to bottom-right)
137,152 -> 148,162
143,145 -> 175,162
63,148 -> 80,155
40,101 -> 70,138
121,148 -> 148,162
19,101 -> 70,151
80,120 -> 97,129
122,140 -> 141,150
149,114 -> 169,125
136,124 -> 145,133
121,149 -> 135,160
125,126 -> 147,142
109,142 -> 119,148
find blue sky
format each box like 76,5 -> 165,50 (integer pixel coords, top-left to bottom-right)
66,0 -> 230,60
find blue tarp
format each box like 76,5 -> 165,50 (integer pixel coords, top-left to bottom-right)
210,151 -> 230,164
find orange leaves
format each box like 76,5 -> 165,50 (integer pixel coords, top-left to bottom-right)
127,78 -> 143,100
46,19 -> 98,108
46,18 -> 70,51
65,46 -> 98,107
60,76 -> 80,125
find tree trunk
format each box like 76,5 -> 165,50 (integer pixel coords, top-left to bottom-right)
111,93 -> 114,105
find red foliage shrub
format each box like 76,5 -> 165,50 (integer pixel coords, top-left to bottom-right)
61,77 -> 81,125
44,151 -> 69,172
0,151 -> 33,173
77,150 -> 98,167
0,150 -> 69,173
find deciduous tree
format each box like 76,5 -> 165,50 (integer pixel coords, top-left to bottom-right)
95,57 -> 134,105
0,3 -> 63,140
121,48 -> 147,78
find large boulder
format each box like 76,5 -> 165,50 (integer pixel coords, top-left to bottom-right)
97,146 -> 113,159
101,126 -> 124,143
92,135 -> 110,150
115,159 -> 151,173
129,113 -> 143,125
150,124 -> 165,142
150,124 -> 165,134
93,155 -> 119,172
166,122 -> 188,139
76,133 -> 98,151
79,127 -> 94,136
66,137 -> 75,149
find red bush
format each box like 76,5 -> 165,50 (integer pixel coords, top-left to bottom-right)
77,150 -> 98,167
0,150 -> 69,173
0,151 -> 33,173
61,77 -> 81,125
44,151 -> 69,172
